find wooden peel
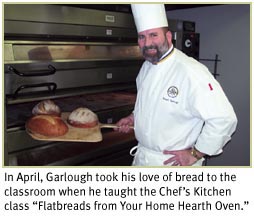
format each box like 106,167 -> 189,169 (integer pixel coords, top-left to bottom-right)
26,112 -> 133,142
99,123 -> 134,129
26,112 -> 101,142
27,123 -> 103,142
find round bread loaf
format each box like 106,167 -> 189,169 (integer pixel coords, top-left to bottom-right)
32,100 -> 61,116
67,107 -> 98,128
27,115 -> 68,137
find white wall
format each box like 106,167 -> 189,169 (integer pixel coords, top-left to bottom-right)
167,4 -> 250,166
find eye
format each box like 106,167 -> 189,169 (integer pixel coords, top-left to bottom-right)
150,33 -> 158,38
138,35 -> 145,40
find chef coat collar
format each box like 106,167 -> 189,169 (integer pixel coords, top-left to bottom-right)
158,44 -> 174,63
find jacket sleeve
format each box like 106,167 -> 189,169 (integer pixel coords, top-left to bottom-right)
189,78 -> 238,156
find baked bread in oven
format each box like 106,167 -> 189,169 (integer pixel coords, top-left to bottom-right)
67,107 -> 98,128
26,115 -> 68,137
32,100 -> 61,116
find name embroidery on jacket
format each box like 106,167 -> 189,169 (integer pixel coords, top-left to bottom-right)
162,86 -> 179,104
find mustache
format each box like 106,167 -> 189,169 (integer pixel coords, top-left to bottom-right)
142,45 -> 158,51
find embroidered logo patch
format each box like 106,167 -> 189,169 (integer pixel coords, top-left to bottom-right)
167,86 -> 178,98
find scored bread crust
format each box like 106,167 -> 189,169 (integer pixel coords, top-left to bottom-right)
67,107 -> 98,128
32,100 -> 61,116
27,115 -> 68,137
68,119 -> 98,128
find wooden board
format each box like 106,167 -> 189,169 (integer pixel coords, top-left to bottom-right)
26,112 -> 102,142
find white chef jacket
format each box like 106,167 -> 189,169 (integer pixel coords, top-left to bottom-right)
132,47 -> 237,166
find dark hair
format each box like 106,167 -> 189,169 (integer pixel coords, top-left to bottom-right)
162,27 -> 170,34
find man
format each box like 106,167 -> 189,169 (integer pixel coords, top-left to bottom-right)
115,4 -> 237,166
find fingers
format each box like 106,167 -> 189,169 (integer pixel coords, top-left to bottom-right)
163,150 -> 177,155
164,157 -> 181,166
163,150 -> 182,166
171,161 -> 180,166
116,125 -> 132,133
114,117 -> 134,133
163,156 -> 177,165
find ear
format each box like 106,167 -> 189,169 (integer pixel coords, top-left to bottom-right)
166,31 -> 172,44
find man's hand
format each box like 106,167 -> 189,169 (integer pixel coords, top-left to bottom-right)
163,148 -> 203,166
114,114 -> 134,133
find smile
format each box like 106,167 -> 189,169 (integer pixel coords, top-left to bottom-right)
145,49 -> 157,55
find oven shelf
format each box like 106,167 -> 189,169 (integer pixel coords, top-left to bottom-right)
8,130 -> 137,166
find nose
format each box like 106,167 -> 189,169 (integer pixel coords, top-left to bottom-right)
144,36 -> 152,47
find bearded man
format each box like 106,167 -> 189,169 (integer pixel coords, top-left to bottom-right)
115,4 -> 237,166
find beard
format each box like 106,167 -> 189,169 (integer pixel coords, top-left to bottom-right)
141,39 -> 170,64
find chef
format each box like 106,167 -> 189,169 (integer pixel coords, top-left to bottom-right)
115,4 -> 237,166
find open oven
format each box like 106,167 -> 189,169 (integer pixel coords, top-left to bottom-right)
4,4 -> 142,166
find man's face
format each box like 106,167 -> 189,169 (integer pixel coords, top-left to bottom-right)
138,27 -> 171,64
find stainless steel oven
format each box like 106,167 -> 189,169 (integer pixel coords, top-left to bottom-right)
168,19 -> 200,60
4,4 -> 141,166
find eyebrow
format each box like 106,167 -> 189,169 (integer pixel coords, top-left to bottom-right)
138,32 -> 158,37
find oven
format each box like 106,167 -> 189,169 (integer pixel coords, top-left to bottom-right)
4,4 -> 142,166
168,19 -> 200,60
